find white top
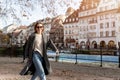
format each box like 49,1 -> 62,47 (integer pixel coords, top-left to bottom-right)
34,34 -> 43,56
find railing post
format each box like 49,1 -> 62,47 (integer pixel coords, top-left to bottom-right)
55,56 -> 58,62
119,50 -> 120,68
55,51 -> 59,62
100,46 -> 102,67
75,52 -> 78,64
74,48 -> 79,64
118,42 -> 120,68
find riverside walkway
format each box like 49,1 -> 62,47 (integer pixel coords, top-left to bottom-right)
0,57 -> 120,80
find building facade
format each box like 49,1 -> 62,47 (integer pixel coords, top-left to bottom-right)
63,10 -> 79,48
12,26 -> 28,47
64,0 -> 120,49
6,0 -> 120,50
50,17 -> 64,49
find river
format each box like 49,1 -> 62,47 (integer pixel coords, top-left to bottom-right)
47,50 -> 119,63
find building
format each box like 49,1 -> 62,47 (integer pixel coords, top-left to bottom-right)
25,17 -> 64,49
78,0 -> 100,49
50,17 -> 64,48
7,0 -> 120,50
64,0 -> 120,49
2,24 -> 18,33
26,18 -> 52,39
12,26 -> 28,47
63,10 -> 79,48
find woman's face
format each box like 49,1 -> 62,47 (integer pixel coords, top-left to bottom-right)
35,23 -> 44,34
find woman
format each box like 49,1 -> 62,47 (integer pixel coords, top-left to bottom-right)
20,22 -> 58,80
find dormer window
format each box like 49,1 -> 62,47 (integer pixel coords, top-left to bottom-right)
86,5 -> 88,9
76,18 -> 78,21
66,19 -> 68,22
73,18 -> 75,21
82,6 -> 85,10
95,3 -> 98,7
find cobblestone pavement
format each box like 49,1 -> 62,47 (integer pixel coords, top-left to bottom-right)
0,57 -> 120,80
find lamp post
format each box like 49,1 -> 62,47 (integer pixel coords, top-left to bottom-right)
118,42 -> 120,68
75,39 -> 78,64
116,0 -> 120,68
100,45 -> 103,67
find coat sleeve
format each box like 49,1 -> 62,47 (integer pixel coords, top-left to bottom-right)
24,36 -> 30,59
25,35 -> 33,60
46,39 -> 58,51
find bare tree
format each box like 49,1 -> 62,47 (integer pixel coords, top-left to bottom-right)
0,0 -> 81,27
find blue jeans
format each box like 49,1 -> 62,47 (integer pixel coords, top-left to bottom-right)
31,51 -> 46,80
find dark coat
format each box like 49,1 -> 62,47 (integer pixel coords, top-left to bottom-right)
20,33 -> 58,75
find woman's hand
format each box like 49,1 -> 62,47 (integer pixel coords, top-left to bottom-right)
56,49 -> 59,56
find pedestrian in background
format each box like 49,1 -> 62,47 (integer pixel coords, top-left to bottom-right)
20,22 -> 59,80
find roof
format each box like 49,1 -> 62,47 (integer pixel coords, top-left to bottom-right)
12,30 -> 22,37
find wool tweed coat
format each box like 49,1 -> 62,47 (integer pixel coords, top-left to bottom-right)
20,32 -> 58,75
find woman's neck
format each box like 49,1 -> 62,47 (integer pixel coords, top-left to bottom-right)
36,32 -> 42,35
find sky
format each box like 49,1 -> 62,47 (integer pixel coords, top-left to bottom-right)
21,0 -> 82,26
0,0 -> 82,29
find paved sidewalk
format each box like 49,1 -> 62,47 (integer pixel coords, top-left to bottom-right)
0,57 -> 120,80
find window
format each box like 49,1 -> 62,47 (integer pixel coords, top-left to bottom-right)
111,14 -> 115,18
86,5 -> 88,9
106,22 -> 109,28
100,7 -> 104,12
111,4 -> 115,9
87,11 -> 89,15
112,21 -> 115,27
69,30 -> 71,34
76,18 -> 78,21
91,3 -> 94,8
65,30 -> 67,34
112,31 -> 115,36
119,27 -> 120,32
105,14 -> 109,19
105,6 -> 109,11
82,6 -> 85,10
100,23 -> 103,29
73,18 -> 75,21
106,31 -> 109,37
95,3 -> 98,7
100,32 -> 103,37
100,15 -> 103,20
66,19 -> 68,22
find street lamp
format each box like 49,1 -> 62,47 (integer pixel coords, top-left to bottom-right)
118,42 -> 120,68
100,45 -> 103,67
75,39 -> 78,64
